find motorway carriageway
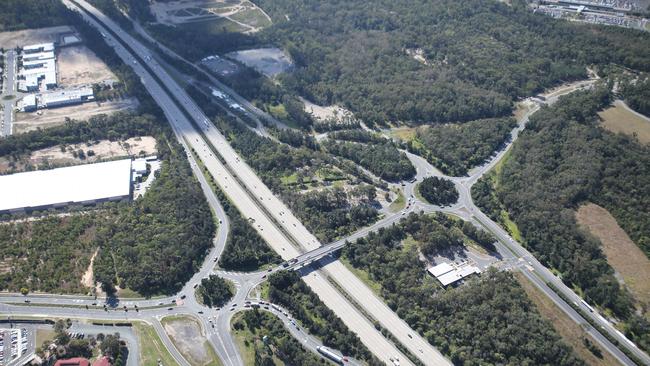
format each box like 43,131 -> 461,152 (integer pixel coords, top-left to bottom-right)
63,1 -> 438,365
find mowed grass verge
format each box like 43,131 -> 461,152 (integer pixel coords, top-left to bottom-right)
133,321 -> 180,366
598,101 -> 650,144
514,272 -> 622,366
576,203 -> 650,312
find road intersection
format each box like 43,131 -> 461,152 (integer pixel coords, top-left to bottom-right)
1,1 -> 647,366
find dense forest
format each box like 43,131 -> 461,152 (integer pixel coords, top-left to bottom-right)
620,74 -> 650,116
472,89 -> 650,352
231,310 -> 325,365
197,275 -> 233,307
268,271 -> 381,364
342,213 -> 582,365
255,0 -> 650,126
0,125 -> 215,296
88,136 -> 215,296
0,9 -> 216,296
417,177 -> 459,206
0,0 -> 67,31
409,118 -> 516,176
323,140 -> 416,182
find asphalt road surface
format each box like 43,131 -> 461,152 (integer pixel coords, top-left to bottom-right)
1,50 -> 17,137
61,1 -> 442,364
6,2 -> 647,366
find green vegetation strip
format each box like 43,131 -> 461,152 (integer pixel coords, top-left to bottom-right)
548,282 -> 645,366
133,321 -> 180,366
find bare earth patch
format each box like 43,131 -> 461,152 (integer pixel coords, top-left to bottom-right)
576,203 -> 650,310
514,271 -> 621,366
0,136 -> 157,174
57,45 -> 117,87
81,248 -> 99,288
387,126 -> 417,142
0,26 -> 74,48
513,99 -> 535,122
598,100 -> 650,144
302,97 -> 357,125
162,316 -> 217,366
13,97 -> 138,134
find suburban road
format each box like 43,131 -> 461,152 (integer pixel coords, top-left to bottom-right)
1,50 -> 17,137
2,1 -> 647,366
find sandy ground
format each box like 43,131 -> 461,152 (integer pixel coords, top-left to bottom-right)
81,248 -> 99,288
598,100 -> 650,144
0,136 -> 157,174
13,97 -> 138,134
302,97 -> 356,125
162,316 -> 213,366
0,26 -> 74,49
57,45 -> 117,87
226,48 -> 291,77
576,203 -> 650,311
513,99 -> 536,122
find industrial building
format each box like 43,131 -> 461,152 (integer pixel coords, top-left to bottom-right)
39,87 -> 95,109
20,94 -> 37,112
18,42 -> 57,92
427,262 -> 481,287
0,159 -> 133,214
23,43 -> 55,54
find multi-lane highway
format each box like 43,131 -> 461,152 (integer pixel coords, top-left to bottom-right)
3,1 -> 647,365
60,0 -> 448,364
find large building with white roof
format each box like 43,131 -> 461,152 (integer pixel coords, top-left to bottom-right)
39,87 -> 95,109
0,159 -> 133,214
428,261 -> 481,287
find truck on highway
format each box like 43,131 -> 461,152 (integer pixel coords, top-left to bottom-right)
581,299 -> 595,313
316,346 -> 344,365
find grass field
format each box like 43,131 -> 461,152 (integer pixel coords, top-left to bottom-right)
598,101 -> 650,144
388,188 -> 406,212
339,257 -> 383,296
230,313 -> 257,366
133,322 -> 180,366
35,329 -> 55,348
229,8 -> 271,28
576,203 -> 650,312
388,126 -> 417,141
181,17 -> 247,34
514,272 -> 621,366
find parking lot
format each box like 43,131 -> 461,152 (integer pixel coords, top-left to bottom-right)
0,327 -> 34,366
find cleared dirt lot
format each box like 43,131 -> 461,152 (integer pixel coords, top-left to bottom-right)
57,45 -> 117,87
0,26 -> 74,49
598,100 -> 650,144
227,48 -> 292,77
0,136 -> 157,174
576,203 -> 650,311
162,316 -> 219,366
13,97 -> 138,134
150,0 -> 271,32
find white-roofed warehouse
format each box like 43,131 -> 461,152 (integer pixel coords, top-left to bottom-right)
0,159 -> 132,214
